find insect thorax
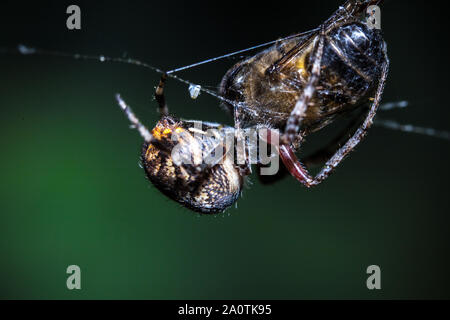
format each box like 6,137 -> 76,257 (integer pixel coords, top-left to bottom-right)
219,22 -> 386,133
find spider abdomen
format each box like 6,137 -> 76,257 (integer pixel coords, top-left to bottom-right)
141,117 -> 243,214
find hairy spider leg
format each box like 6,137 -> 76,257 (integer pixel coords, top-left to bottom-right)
280,46 -> 389,188
283,27 -> 326,146
115,93 -> 154,143
155,73 -> 168,117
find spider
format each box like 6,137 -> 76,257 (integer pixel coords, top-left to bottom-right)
116,0 -> 388,214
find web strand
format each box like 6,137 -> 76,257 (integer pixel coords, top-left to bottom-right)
2,29 -> 318,109
374,118 -> 450,141
9,44 -> 240,107
5,44 -> 450,142
379,101 -> 409,111
166,29 -> 318,74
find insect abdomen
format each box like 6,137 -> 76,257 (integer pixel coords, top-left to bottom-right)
320,23 -> 385,102
219,22 -> 386,132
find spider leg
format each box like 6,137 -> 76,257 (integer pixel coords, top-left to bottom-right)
302,110 -> 368,168
115,94 -> 154,143
257,114 -> 360,185
232,98 -> 253,176
155,73 -> 168,117
283,27 -> 325,145
280,49 -> 390,188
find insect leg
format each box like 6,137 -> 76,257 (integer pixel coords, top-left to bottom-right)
115,94 -> 154,143
283,27 -> 325,145
155,73 -> 168,117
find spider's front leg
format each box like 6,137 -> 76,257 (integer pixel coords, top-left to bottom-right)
115,94 -> 154,143
155,73 -> 168,117
280,49 -> 390,188
279,27 -> 325,187
283,28 -> 325,146
115,73 -> 171,143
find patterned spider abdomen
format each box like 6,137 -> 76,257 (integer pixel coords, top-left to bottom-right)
141,117 -> 243,214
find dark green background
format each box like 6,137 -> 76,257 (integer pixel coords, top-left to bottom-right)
1,0 -> 449,299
